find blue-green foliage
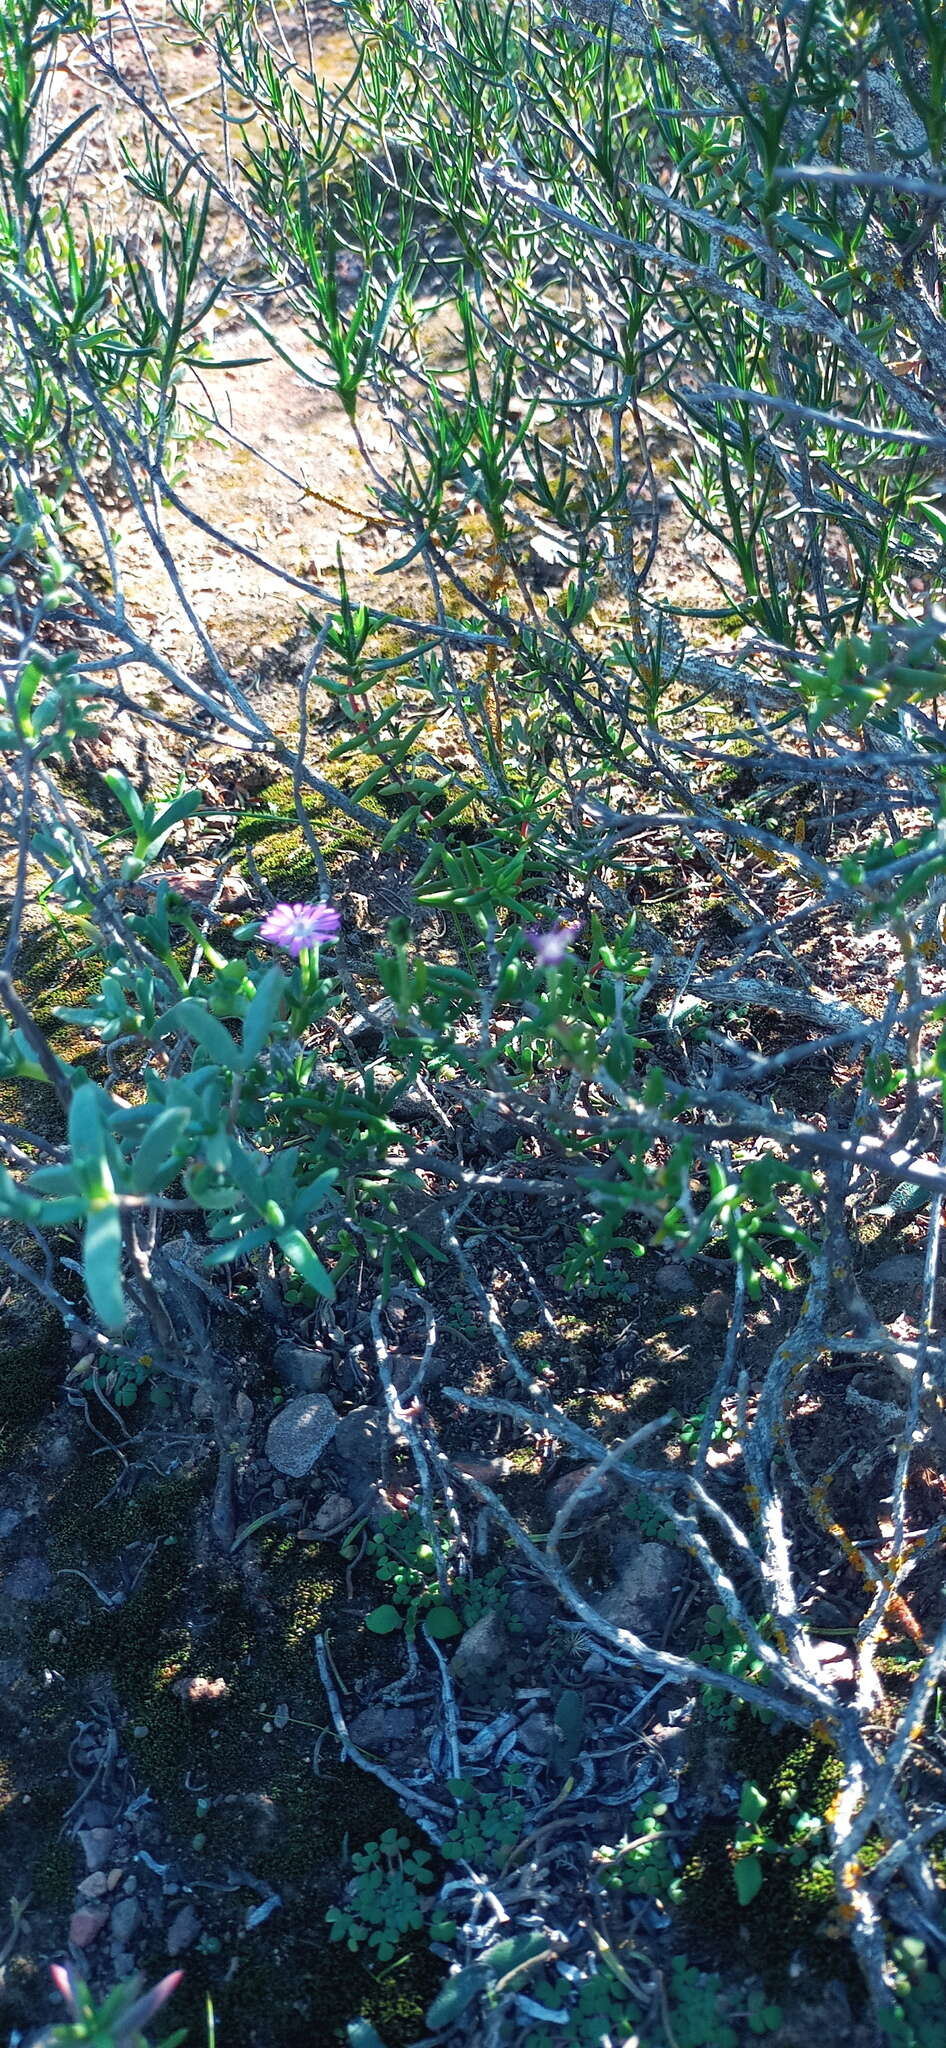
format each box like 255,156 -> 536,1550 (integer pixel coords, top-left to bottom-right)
880,1946 -> 946,2048
326,1829 -> 456,1964
442,1766 -> 530,1866
593,1790 -> 684,1904
509,1953 -> 782,2048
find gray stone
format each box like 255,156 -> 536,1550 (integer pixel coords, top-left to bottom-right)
76,1872 -> 108,1900
78,1827 -> 115,1872
450,1610 -> 510,1691
3,1555 -> 51,1602
166,1902 -> 202,1956
507,1584 -> 557,1640
109,1896 -> 141,1946
77,1800 -> 110,1828
331,1405 -> 386,1497
774,1981 -> 872,2048
595,1540 -> 679,1637
869,1255 -> 924,1288
700,1288 -> 730,1328
348,1705 -> 418,1751
273,1342 -> 331,1394
545,1465 -> 613,1526
518,1711 -> 557,1758
265,1393 -> 338,1477
0,1507 -> 24,1541
809,1638 -> 855,1686
653,1261 -> 693,1296
306,1492 -> 354,1538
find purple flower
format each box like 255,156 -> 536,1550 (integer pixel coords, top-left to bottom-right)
259,901 -> 341,957
526,918 -> 584,966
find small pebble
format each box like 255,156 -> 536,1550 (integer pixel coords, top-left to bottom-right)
76,1872 -> 108,1901
166,1902 -> 202,1956
110,1897 -> 140,1946
69,1906 -> 109,1950
701,1288 -> 730,1328
107,1869 -> 124,1891
653,1260 -> 693,1296
78,1827 -> 114,1873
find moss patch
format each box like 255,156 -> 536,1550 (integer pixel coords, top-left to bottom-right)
14,1451 -> 443,2048
0,1237 -> 70,1432
235,765 -> 388,889
680,1716 -> 856,1991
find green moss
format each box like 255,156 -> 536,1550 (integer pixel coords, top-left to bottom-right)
48,1469 -> 144,1565
31,1836 -> 76,1910
0,1330 -> 65,1430
49,1460 -> 207,1570
0,1246 -> 69,1431
235,764 -> 387,885
12,918 -> 104,1056
681,1721 -> 858,1988
13,1434 -> 445,2046
360,1964 -> 444,2046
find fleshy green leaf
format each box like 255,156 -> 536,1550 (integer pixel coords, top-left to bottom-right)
426,1934 -> 551,2029
160,1000 -> 240,1069
241,965 -> 285,1065
83,1201 -> 125,1330
347,2023 -> 388,2048
739,1782 -> 768,1824
276,1226 -> 334,1299
734,1853 -> 764,1907
130,1107 -> 191,1192
103,767 -> 145,829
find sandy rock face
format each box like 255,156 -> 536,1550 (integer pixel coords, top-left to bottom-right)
264,1392 -> 339,1476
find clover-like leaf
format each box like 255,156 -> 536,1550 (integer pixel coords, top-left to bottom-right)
365,1604 -> 402,1635
425,1605 -> 462,1640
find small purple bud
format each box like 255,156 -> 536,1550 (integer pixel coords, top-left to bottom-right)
119,1970 -> 184,2038
525,919 -> 584,967
49,1964 -> 79,2019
